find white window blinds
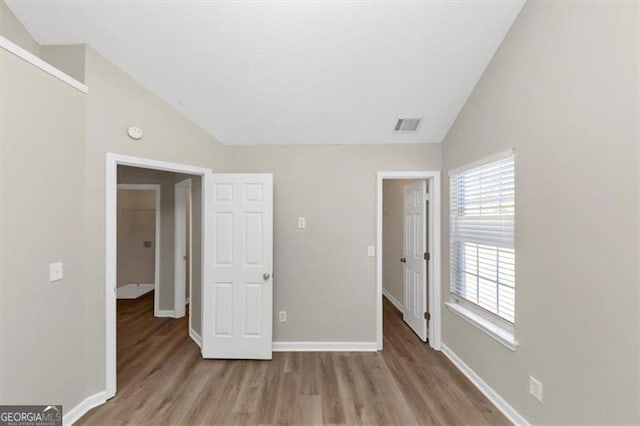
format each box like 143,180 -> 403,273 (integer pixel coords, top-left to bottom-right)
450,152 -> 515,324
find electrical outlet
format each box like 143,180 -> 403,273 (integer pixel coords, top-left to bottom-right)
297,217 -> 306,229
49,262 -> 63,282
279,311 -> 287,323
529,376 -> 543,402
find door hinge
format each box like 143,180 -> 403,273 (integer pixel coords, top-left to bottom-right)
424,252 -> 430,261
424,312 -> 431,321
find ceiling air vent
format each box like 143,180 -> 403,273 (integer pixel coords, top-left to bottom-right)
394,118 -> 422,133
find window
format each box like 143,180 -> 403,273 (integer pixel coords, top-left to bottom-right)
449,151 -> 515,339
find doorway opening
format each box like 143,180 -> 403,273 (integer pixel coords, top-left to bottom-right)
117,166 -> 197,318
376,171 -> 441,351
114,166 -> 199,391
106,154 -> 212,399
382,179 -> 428,340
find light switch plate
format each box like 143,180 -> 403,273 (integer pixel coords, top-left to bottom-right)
529,375 -> 543,402
367,245 -> 375,257
49,262 -> 63,282
278,311 -> 287,322
297,217 -> 306,229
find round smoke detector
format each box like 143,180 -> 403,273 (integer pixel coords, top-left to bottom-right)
127,126 -> 143,140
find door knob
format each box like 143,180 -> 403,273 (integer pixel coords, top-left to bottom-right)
400,257 -> 406,263
263,273 -> 271,280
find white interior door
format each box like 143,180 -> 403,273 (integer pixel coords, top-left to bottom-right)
202,173 -> 273,359
403,180 -> 428,341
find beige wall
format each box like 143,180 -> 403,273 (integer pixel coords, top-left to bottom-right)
225,144 -> 441,342
0,1 -> 40,57
116,189 -> 156,287
440,1 -> 639,423
0,49 -> 87,407
40,44 -> 86,83
382,179 -> 421,305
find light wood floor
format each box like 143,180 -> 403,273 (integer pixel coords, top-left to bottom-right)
78,293 -> 508,425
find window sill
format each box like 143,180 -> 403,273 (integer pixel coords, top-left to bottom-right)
445,302 -> 518,351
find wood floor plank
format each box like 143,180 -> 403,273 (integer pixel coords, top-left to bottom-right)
77,293 -> 509,425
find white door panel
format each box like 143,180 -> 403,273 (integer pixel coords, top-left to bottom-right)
403,180 -> 428,341
203,174 -> 273,359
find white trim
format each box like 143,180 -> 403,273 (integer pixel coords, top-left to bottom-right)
448,148 -> 515,176
442,344 -> 530,426
376,171 -> 442,351
117,184 -> 161,317
108,154 -> 212,175
155,309 -> 176,318
382,289 -> 403,313
105,156 -> 117,398
446,302 -> 518,351
174,179 -> 192,318
202,172 -> 213,354
106,153 -> 212,399
63,391 -> 107,426
189,329 -> 202,348
272,342 -> 378,352
0,36 -> 88,94
116,283 -> 154,299
116,184 -> 160,191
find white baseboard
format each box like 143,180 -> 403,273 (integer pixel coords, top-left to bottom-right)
189,328 -> 202,348
272,341 -> 378,352
155,309 -> 175,317
116,283 -> 154,299
442,344 -> 530,426
382,288 -> 404,313
63,391 -> 107,426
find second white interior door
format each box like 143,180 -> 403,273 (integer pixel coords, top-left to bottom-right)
403,180 -> 428,341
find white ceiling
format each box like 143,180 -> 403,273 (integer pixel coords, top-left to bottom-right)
7,1 -> 524,145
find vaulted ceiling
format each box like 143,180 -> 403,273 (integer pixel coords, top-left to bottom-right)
7,1 -> 524,145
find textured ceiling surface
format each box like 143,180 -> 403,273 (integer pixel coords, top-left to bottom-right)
7,1 -> 524,145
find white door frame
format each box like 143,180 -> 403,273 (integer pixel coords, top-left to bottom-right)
174,179 -> 192,318
106,153 -> 212,399
116,184 -> 161,316
376,171 -> 441,351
